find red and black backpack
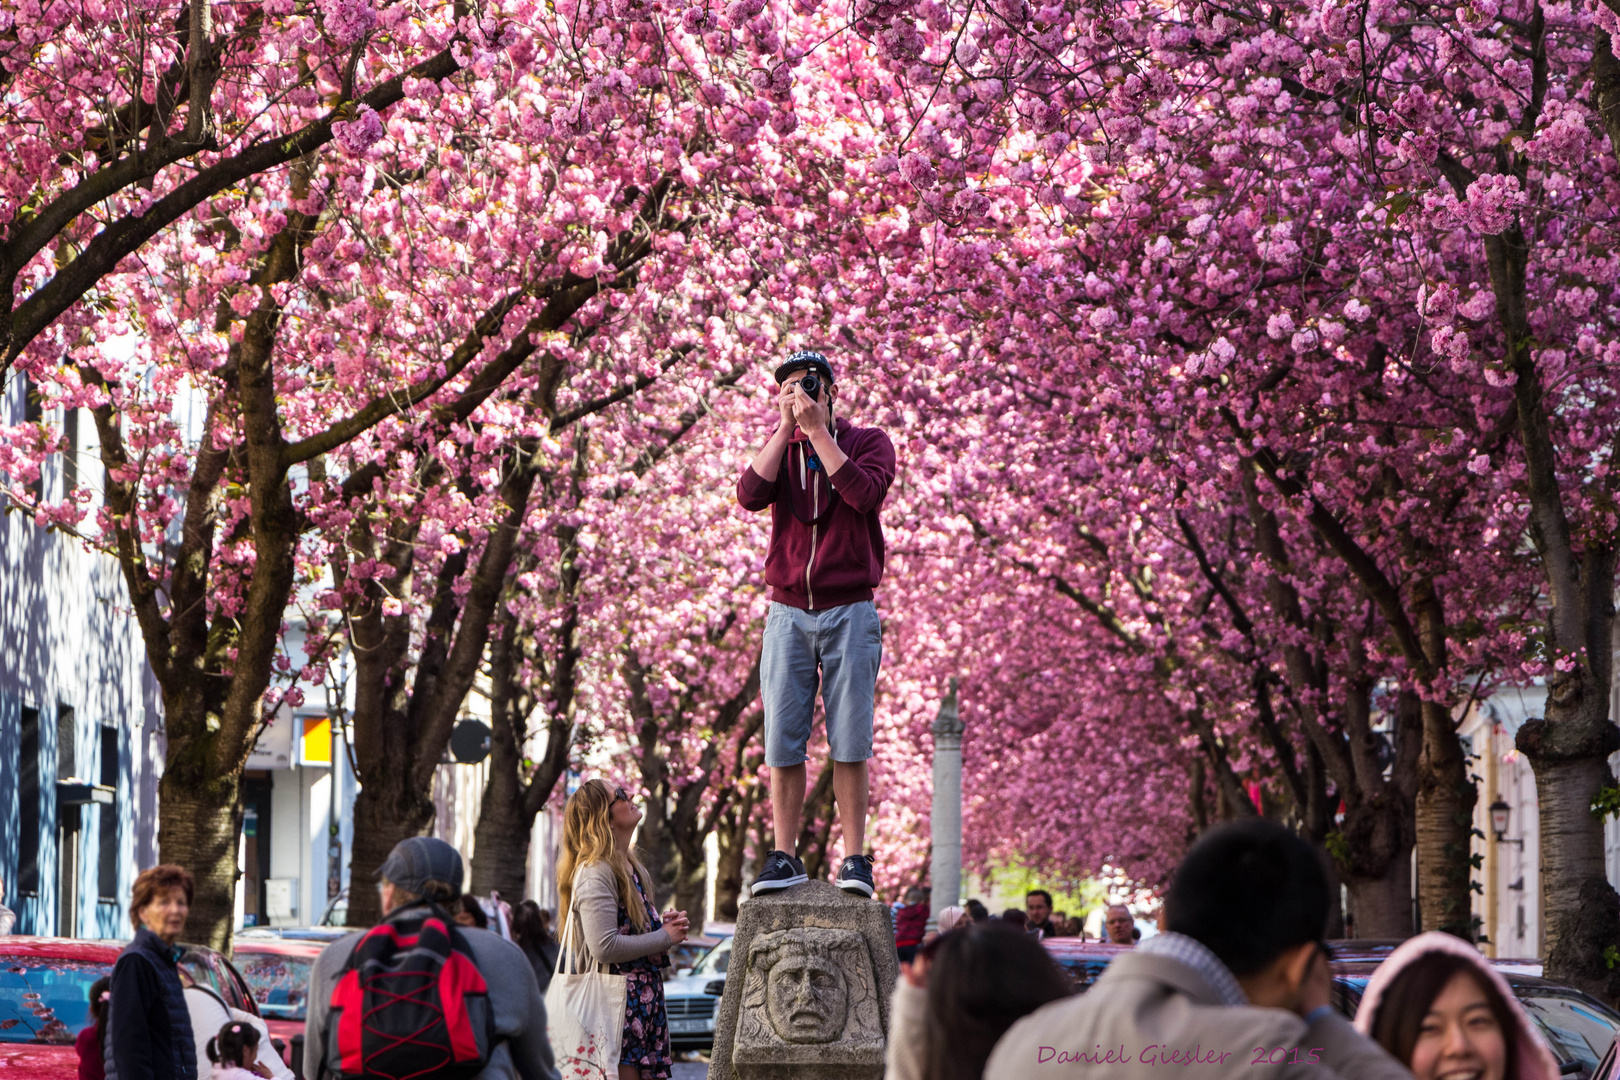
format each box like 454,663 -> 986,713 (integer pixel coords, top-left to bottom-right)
324,904 -> 497,1080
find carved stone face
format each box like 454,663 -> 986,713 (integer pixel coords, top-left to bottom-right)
762,945 -> 849,1044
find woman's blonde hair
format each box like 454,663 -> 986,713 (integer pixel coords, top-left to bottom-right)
558,778 -> 654,936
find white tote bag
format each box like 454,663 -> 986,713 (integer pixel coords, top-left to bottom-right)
544,890 -> 628,1080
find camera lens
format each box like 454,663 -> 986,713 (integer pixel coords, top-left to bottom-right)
800,373 -> 820,399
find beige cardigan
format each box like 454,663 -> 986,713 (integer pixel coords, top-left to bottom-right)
565,859 -> 673,967
884,979 -> 928,1080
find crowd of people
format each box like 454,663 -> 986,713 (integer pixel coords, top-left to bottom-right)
69,802 -> 1572,1080
889,884 -> 1143,953
885,819 -> 1561,1080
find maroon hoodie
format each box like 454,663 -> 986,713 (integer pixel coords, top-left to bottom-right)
736,416 -> 897,610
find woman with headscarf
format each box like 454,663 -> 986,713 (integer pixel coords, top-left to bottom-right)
1354,931 -> 1560,1080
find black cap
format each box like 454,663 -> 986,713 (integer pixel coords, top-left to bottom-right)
774,350 -> 834,386
376,836 -> 464,901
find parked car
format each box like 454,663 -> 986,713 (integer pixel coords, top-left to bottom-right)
233,934 -> 330,1073
1040,938 -> 1133,992
1332,960 -> 1620,1080
662,934 -> 734,1051
667,934 -> 722,980
0,936 -> 282,1078
0,937 -> 120,1078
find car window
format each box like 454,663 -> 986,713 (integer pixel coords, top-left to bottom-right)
178,951 -> 225,1001
235,953 -> 315,1021
216,955 -> 260,1016
0,957 -> 114,1044
1520,994 -> 1620,1074
698,939 -> 732,977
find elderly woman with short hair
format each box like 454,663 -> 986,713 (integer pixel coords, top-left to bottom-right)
105,865 -> 197,1080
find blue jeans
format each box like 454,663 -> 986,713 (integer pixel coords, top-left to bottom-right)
760,600 -> 882,766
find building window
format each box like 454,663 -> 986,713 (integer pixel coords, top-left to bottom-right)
63,408 -> 78,494
99,725 -> 118,901
23,375 -> 42,500
18,707 -> 40,895
57,704 -> 76,779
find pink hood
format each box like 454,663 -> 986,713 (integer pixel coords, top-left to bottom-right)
1352,931 -> 1560,1080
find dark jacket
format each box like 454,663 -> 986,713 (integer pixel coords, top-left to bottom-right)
521,938 -> 560,995
104,929 -> 197,1080
736,416 -> 896,610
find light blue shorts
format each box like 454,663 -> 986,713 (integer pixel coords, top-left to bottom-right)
760,600 -> 882,766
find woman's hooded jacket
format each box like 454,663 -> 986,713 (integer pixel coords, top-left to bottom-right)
1353,931 -> 1560,1080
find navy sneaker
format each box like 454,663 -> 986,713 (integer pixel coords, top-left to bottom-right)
751,850 -> 808,894
835,853 -> 876,897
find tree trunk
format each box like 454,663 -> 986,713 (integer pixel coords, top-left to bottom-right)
347,779 -> 437,927
797,765 -> 837,882
1415,699 -> 1476,937
1520,700 -> 1620,997
1346,855 -> 1414,939
671,842 -> 708,928
469,762 -> 534,900
713,821 -> 748,921
159,768 -> 244,949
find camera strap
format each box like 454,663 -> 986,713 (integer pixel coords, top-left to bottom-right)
787,435 -> 840,525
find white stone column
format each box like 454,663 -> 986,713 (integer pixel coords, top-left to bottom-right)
930,678 -> 963,923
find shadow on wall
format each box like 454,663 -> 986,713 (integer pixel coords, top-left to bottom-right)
0,387 -> 157,937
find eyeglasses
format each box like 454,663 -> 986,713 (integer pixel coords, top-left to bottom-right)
612,787 -> 631,805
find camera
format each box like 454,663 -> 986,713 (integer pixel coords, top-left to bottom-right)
798,372 -> 821,400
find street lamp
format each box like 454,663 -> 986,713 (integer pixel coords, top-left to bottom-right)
1489,797 -> 1523,848
1490,797 -> 1511,842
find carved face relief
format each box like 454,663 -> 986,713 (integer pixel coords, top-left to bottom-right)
763,945 -> 849,1043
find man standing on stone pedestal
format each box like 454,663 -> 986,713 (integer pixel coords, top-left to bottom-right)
736,350 -> 897,899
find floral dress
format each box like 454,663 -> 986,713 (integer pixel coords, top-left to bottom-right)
614,869 -> 672,1078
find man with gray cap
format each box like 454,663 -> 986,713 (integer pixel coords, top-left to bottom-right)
737,349 -> 897,899
303,837 -> 559,1080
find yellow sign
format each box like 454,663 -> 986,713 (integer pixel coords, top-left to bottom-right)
302,717 -> 332,765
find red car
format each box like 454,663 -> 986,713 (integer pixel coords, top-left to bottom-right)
0,936 -> 279,1078
0,937 -> 119,1079
231,934 -> 333,1067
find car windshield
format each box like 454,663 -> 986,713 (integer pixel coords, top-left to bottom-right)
697,940 -> 731,977
0,958 -> 113,1044
1519,994 -> 1620,1074
235,953 -> 316,1021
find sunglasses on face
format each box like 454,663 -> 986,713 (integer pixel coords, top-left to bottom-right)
612,787 -> 631,805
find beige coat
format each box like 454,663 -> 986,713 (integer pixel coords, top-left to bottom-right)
984,950 -> 1412,1080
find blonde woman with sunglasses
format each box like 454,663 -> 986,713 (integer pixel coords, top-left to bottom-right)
559,780 -> 690,1080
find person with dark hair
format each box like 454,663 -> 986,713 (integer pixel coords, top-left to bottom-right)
737,349 -> 898,899
302,836 -> 559,1080
455,893 -> 490,929
895,887 -> 930,963
1025,890 -> 1057,938
203,1020 -> 265,1080
985,819 -> 1410,1080
77,976 -> 111,1080
886,922 -> 1073,1080
964,898 -> 991,924
1354,932 -> 1559,1080
106,864 -> 198,1080
510,900 -> 561,995
999,908 -> 1027,930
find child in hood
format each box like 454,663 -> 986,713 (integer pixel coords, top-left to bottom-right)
1354,931 -> 1561,1080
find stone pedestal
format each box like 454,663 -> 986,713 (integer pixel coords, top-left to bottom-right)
710,879 -> 898,1080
